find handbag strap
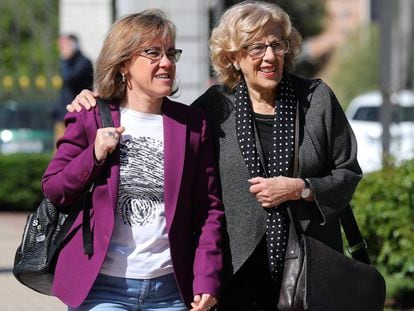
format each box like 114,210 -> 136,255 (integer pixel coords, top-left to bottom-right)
54,98 -> 114,255
55,185 -> 93,254
82,98 -> 114,254
292,88 -> 371,265
97,98 -> 114,128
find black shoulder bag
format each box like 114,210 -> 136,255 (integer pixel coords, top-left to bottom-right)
13,99 -> 113,295
276,100 -> 386,310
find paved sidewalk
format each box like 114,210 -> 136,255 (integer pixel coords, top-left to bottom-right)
0,212 -> 66,311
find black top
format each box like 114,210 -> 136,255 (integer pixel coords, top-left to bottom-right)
254,112 -> 274,169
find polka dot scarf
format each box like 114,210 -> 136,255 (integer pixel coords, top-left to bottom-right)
235,75 -> 297,278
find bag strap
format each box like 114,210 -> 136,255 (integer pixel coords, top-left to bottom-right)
339,207 -> 370,263
78,98 -> 115,254
54,185 -> 94,254
81,98 -> 114,254
291,80 -> 371,265
97,98 -> 114,128
54,98 -> 114,256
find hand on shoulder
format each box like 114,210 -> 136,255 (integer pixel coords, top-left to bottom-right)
67,90 -> 100,112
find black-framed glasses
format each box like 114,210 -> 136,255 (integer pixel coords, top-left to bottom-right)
244,40 -> 289,59
139,47 -> 183,63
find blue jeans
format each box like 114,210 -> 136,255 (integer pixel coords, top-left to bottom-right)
69,273 -> 188,311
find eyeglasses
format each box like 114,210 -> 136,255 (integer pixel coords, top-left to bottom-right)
244,40 -> 289,59
139,47 -> 183,63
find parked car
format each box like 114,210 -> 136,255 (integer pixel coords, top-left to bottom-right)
346,90 -> 414,174
0,100 -> 54,154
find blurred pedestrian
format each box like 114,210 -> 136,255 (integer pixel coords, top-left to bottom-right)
53,34 -> 93,143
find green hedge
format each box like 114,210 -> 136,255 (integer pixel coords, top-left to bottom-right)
0,153 -> 51,211
352,159 -> 414,305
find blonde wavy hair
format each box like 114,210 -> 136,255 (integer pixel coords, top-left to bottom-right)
94,10 -> 177,101
210,1 -> 302,89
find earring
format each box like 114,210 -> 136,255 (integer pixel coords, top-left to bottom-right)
234,63 -> 240,71
121,72 -> 126,83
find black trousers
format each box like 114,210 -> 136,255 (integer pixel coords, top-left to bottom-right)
217,238 -> 281,311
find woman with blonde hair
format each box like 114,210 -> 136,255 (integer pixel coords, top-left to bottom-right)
192,2 -> 361,309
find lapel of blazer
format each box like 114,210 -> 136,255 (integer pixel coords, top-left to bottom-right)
162,98 -> 187,231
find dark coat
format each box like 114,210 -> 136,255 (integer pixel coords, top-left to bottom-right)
54,50 -> 94,121
192,74 -> 362,281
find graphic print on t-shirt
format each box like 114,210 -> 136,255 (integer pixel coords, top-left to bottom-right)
118,136 -> 164,227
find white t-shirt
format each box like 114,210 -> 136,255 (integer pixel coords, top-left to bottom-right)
100,107 -> 173,279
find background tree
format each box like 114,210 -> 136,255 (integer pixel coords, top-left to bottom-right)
329,25 -> 380,108
224,0 -> 326,39
0,0 -> 59,101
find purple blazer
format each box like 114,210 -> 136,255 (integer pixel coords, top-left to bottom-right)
42,98 -> 224,308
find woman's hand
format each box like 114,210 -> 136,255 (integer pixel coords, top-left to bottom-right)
190,294 -> 217,311
66,90 -> 99,112
94,126 -> 125,162
248,176 -> 305,208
